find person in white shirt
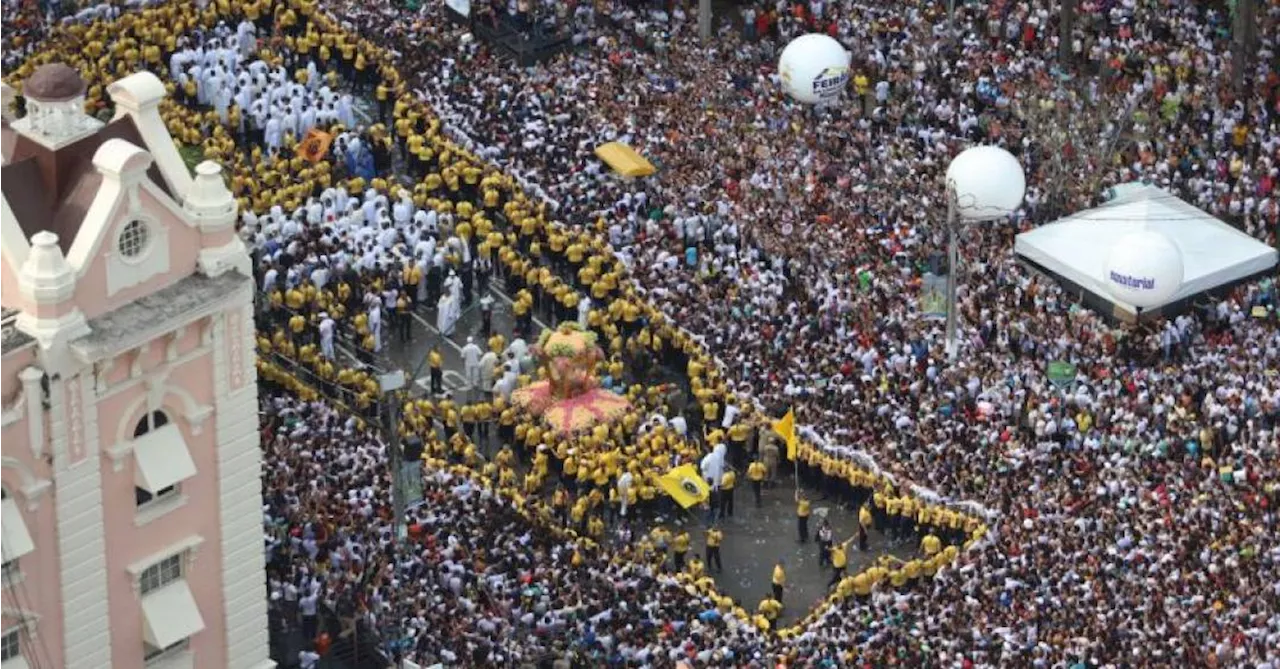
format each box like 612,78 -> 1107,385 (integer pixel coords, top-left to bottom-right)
299,586 -> 320,642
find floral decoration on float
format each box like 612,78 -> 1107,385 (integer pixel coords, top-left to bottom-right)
511,322 -> 631,435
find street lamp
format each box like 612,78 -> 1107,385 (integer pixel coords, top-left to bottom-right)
942,146 -> 1026,360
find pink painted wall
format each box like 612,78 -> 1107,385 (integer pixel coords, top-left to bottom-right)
1,383 -> 65,669
75,187 -> 202,323
2,345 -> 36,405
0,254 -> 21,309
0,489 -> 65,669
96,331 -> 226,669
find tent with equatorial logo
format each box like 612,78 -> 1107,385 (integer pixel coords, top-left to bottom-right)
1014,185 -> 1277,322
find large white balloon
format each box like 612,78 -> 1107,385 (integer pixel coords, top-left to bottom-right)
778,34 -> 850,105
1104,230 -> 1185,309
946,146 -> 1026,221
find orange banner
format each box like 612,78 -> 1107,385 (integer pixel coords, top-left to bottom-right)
296,129 -> 333,163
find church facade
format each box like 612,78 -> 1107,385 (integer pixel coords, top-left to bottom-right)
0,64 -> 273,669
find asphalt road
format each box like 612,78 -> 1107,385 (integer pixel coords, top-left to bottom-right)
679,481 -> 915,624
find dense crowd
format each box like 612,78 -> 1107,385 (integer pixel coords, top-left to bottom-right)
316,0 -> 1280,665
7,0 -> 1280,665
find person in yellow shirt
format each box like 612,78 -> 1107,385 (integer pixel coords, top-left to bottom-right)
828,538 -> 851,587
771,559 -> 786,604
886,494 -> 906,542
747,459 -> 766,508
428,346 -> 443,394
704,526 -> 724,573
796,494 -> 811,543
374,81 -> 390,122
650,525 -> 671,559
851,571 -> 873,598
671,530 -> 690,571
719,468 -> 736,519
903,558 -> 922,583
920,531 -> 942,557
757,594 -> 782,621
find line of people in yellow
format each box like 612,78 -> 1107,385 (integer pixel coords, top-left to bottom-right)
7,0 -> 992,639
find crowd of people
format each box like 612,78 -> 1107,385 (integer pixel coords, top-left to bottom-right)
308,0 -> 1280,665
7,0 -> 1280,665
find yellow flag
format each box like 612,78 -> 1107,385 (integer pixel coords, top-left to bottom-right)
772,409 -> 795,442
657,464 -> 710,509
772,409 -> 798,460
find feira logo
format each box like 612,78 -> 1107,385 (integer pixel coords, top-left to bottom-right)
811,66 -> 849,100
1109,271 -> 1156,290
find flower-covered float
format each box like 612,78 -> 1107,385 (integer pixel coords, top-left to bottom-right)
511,322 -> 631,434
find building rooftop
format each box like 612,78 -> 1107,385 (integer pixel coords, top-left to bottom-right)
71,271 -> 252,358
2,114 -> 173,255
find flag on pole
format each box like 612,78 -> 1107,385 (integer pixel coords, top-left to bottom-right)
657,464 -> 711,509
772,408 -> 797,460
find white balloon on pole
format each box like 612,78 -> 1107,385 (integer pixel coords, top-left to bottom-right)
1103,230 -> 1185,309
777,34 -> 851,105
946,146 -> 1026,221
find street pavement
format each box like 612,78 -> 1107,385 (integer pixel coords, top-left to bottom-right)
679,482 -> 914,626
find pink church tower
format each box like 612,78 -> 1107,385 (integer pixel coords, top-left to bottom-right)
0,64 -> 273,669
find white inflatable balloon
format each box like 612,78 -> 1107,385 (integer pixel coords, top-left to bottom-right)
946,146 -> 1026,221
778,34 -> 850,105
1104,230 -> 1184,309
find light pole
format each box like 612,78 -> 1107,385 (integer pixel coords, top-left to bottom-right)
378,369 -> 408,542
942,146 -> 1026,360
943,185 -> 960,360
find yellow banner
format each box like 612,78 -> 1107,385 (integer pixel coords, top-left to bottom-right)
657,464 -> 710,508
772,408 -> 797,460
594,142 -> 656,178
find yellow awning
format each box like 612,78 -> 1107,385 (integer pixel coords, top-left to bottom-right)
594,142 -> 656,178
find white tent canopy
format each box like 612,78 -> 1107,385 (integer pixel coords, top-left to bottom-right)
1015,185 -> 1278,317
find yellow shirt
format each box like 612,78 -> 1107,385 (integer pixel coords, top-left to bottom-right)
772,564 -> 786,586
758,598 -> 782,620
921,534 -> 942,556
852,573 -> 872,596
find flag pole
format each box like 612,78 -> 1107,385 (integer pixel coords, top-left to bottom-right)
793,443 -> 799,502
